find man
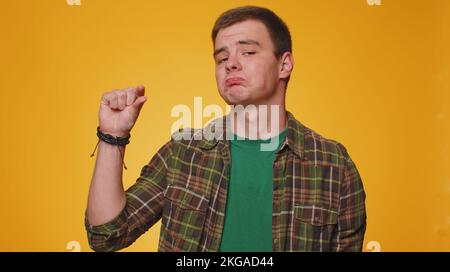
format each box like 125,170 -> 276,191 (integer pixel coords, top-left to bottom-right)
85,6 -> 367,252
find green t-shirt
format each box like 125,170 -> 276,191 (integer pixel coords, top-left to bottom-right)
219,128 -> 287,252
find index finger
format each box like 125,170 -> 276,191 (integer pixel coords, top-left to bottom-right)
134,85 -> 145,97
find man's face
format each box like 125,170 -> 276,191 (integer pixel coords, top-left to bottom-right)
214,20 -> 283,106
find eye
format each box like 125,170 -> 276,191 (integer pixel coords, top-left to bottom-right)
218,57 -> 228,64
243,51 -> 256,56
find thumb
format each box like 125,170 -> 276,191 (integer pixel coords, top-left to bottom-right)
132,95 -> 147,110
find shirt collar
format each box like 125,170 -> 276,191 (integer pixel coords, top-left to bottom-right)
198,110 -> 305,159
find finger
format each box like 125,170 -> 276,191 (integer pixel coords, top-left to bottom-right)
117,91 -> 127,110
125,87 -> 136,106
134,85 -> 145,97
110,93 -> 118,109
132,95 -> 147,110
101,92 -> 111,106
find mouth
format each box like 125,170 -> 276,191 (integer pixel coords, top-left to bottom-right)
225,77 -> 245,87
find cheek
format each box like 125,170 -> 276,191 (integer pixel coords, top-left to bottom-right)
261,60 -> 280,85
215,68 -> 224,87
246,61 -> 272,86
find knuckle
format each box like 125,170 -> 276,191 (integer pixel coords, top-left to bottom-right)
102,91 -> 111,99
110,90 -> 119,98
127,89 -> 135,98
118,91 -> 127,99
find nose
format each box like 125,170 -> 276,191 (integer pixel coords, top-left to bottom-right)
225,54 -> 242,73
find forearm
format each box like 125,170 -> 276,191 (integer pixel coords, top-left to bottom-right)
87,140 -> 127,226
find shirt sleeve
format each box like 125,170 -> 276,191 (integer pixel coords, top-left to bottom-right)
84,140 -> 173,252
330,143 -> 367,252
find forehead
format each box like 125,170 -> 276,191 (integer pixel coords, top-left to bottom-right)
214,20 -> 272,48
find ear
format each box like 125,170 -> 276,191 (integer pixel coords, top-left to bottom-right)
278,51 -> 294,80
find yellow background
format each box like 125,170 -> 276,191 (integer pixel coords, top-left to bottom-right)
0,0 -> 449,252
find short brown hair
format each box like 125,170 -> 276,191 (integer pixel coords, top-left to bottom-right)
212,6 -> 292,59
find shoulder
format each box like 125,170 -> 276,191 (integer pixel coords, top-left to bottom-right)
301,125 -> 352,166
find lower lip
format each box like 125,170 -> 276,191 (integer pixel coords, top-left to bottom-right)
226,80 -> 244,87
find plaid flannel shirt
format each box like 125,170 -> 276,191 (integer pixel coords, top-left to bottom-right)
85,111 -> 367,252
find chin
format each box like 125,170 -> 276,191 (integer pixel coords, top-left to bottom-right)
221,86 -> 252,105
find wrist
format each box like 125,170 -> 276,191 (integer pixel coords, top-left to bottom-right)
98,128 -> 130,138
96,127 -> 131,146
91,127 -> 130,170
103,131 -> 130,138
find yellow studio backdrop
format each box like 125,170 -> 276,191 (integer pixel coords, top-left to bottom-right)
0,0 -> 448,252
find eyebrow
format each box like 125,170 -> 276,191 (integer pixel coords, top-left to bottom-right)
213,39 -> 261,57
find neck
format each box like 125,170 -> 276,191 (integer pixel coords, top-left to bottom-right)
230,104 -> 287,140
